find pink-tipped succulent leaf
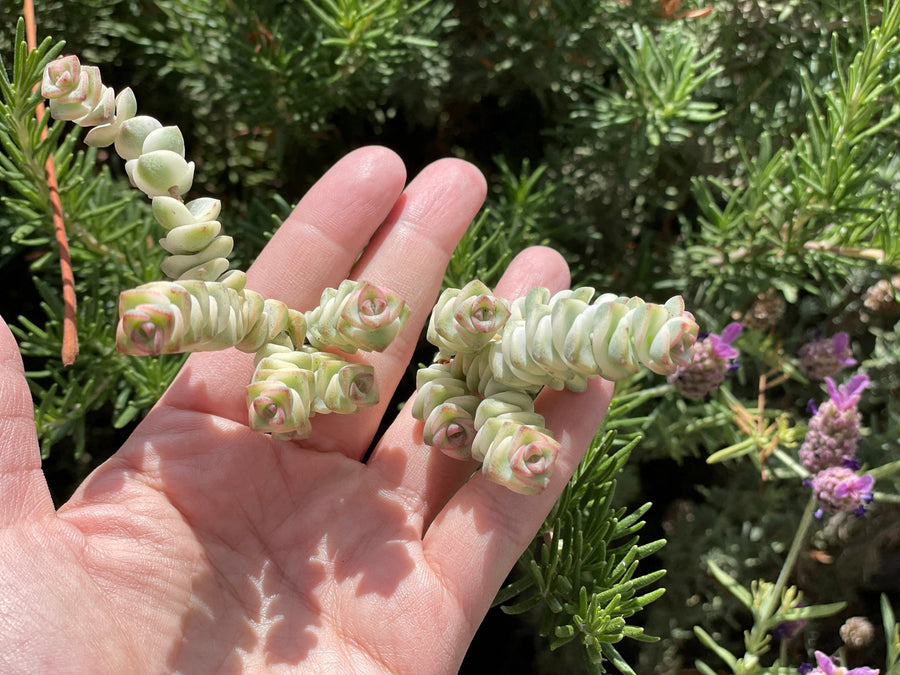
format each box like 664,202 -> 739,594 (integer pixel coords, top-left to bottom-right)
43,57 -> 114,127
306,280 -> 409,353
247,374 -> 314,438
423,395 -> 481,459
479,421 -> 560,495
427,280 -> 510,357
116,285 -> 191,355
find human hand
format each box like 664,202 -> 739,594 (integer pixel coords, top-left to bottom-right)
0,147 -> 613,674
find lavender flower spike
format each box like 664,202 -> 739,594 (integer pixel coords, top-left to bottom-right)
799,374 -> 869,472
804,649 -> 879,674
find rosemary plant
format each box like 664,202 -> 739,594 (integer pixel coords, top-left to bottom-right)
3,0 -> 899,672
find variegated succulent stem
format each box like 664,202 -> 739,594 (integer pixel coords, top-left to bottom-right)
469,388 -> 549,462
246,344 -> 380,439
412,362 -> 481,459
443,348 -> 499,396
116,279 -> 306,355
489,286 -> 699,391
253,344 -> 379,416
415,360 -> 559,493
412,359 -> 557,494
415,283 -> 699,493
152,196 -> 239,284
43,55 -> 237,286
306,279 -> 411,353
44,55 -> 412,443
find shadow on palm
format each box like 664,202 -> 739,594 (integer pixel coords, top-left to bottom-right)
75,379 -> 427,670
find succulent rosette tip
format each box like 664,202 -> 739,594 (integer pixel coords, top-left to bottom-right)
307,280 -> 410,354
479,422 -> 561,495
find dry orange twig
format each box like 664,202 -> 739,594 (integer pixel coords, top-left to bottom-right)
23,0 -> 79,366
655,0 -> 713,20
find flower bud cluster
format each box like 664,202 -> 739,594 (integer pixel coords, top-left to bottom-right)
668,322 -> 741,399
806,466 -> 875,518
840,616 -> 876,649
798,374 -> 876,518
798,332 -> 856,380
414,282 -> 698,493
799,375 -> 868,472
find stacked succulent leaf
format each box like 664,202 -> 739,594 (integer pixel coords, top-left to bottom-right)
414,281 -> 699,493
41,55 -> 410,439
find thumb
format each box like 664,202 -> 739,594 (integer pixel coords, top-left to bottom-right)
0,314 -> 54,523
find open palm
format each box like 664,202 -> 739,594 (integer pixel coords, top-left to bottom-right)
0,147 -> 613,674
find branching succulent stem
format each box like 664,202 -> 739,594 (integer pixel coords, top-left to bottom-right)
38,52 -> 412,437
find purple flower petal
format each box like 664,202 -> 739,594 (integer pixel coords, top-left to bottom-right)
814,651 -> 836,675
832,332 -> 849,352
854,473 -> 876,492
844,373 -> 870,399
826,373 -> 870,410
720,322 -> 743,344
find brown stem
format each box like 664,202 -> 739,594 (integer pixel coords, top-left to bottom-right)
24,0 -> 78,365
